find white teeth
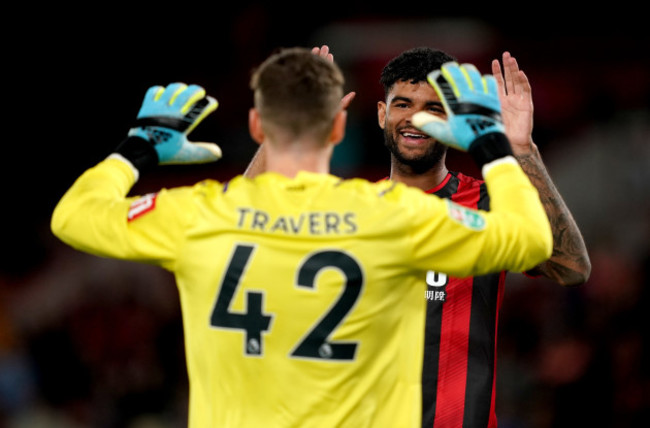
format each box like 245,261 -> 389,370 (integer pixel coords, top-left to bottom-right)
402,133 -> 425,138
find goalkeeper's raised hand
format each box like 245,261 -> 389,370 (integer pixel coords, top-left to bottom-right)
115,83 -> 222,174
411,62 -> 513,168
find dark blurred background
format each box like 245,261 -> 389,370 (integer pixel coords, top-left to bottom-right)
2,5 -> 649,427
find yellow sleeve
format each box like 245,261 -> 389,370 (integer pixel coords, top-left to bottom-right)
407,157 -> 552,277
51,156 -> 195,271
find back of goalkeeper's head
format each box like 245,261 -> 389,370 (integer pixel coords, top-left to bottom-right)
380,47 -> 457,97
250,47 -> 345,145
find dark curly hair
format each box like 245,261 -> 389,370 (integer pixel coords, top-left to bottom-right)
379,47 -> 456,96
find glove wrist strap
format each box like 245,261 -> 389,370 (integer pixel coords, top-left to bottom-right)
114,136 -> 159,174
468,133 -> 514,168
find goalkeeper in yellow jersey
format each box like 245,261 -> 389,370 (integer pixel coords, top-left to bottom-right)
51,47 -> 551,428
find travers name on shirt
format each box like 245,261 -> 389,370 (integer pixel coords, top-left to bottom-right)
236,207 -> 358,235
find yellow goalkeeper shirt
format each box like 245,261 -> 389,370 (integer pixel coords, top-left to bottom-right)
51,156 -> 551,428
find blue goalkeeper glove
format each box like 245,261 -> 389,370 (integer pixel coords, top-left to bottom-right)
115,83 -> 221,173
411,62 -> 512,167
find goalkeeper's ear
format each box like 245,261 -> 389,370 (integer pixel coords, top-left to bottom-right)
248,108 -> 265,144
328,110 -> 347,145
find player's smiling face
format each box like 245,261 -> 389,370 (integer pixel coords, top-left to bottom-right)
378,80 -> 447,166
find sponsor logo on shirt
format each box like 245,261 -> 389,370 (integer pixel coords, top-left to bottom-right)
128,193 -> 158,222
446,200 -> 485,231
425,270 -> 448,302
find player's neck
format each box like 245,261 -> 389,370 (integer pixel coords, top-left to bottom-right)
265,144 -> 333,178
389,162 -> 449,192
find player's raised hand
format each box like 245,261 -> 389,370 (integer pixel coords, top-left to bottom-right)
492,52 -> 534,155
411,62 -> 504,147
130,83 -> 221,164
116,83 -> 221,173
312,45 -> 334,62
312,45 -> 356,110
411,62 -> 513,167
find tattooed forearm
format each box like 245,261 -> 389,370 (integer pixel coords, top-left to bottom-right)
526,259 -> 587,286
516,146 -> 591,286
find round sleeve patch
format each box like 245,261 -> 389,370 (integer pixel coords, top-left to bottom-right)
445,199 -> 486,231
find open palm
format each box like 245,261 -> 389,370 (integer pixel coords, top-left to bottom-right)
492,52 -> 534,155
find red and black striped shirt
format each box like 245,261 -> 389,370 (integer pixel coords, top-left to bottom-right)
422,171 -> 505,428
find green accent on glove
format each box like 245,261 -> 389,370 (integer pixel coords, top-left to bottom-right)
411,62 -> 505,152
116,83 -> 222,173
